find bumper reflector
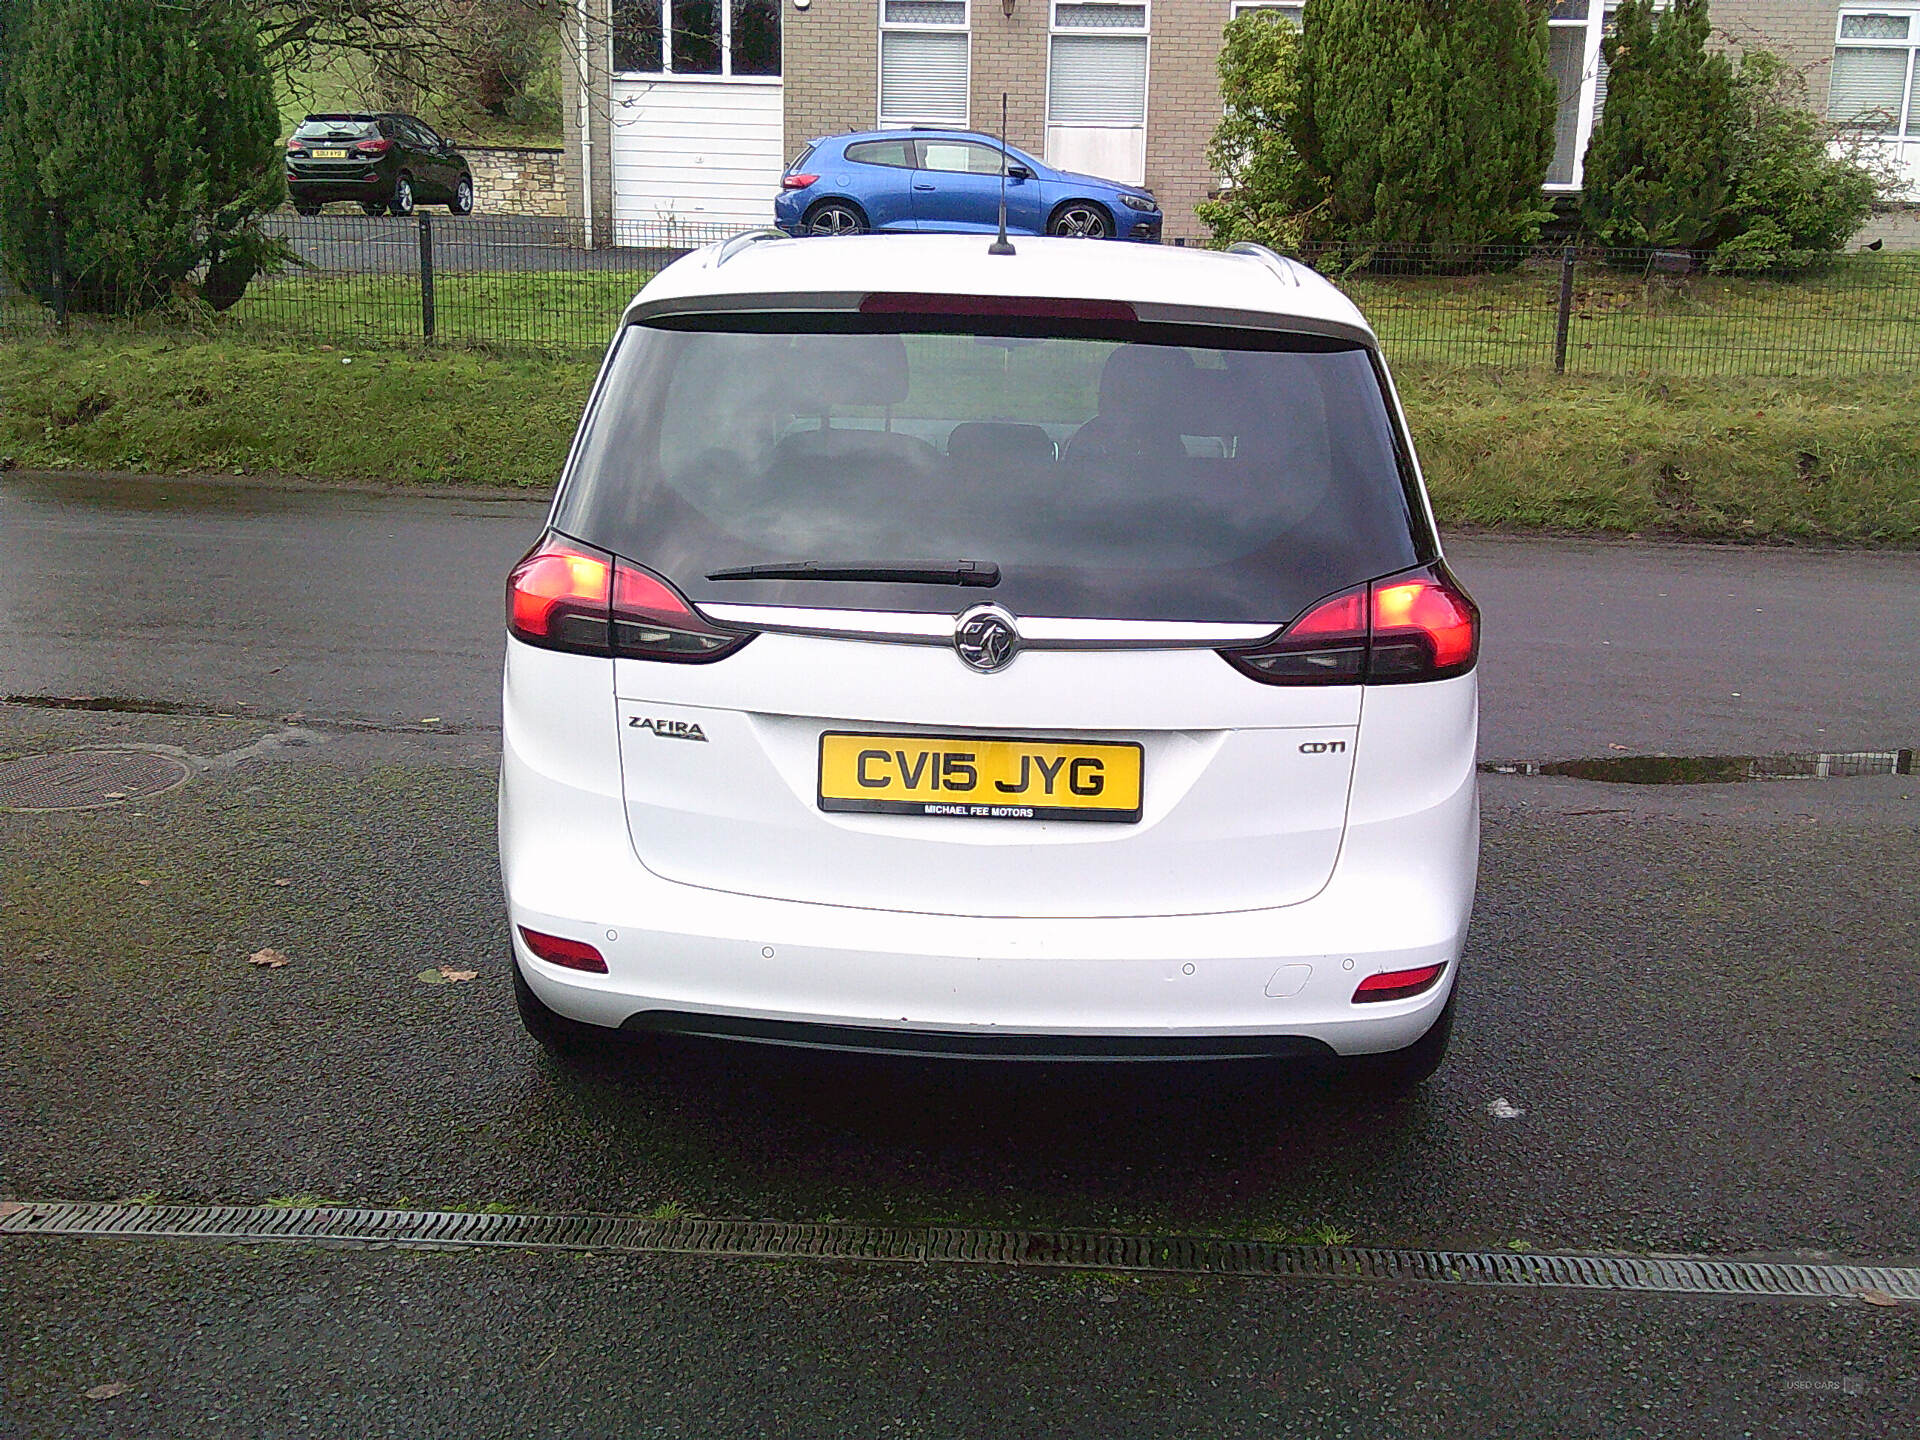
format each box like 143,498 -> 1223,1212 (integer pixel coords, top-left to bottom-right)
518,926 -> 608,974
1353,963 -> 1446,1004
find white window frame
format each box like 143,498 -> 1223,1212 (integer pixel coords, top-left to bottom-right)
1831,8 -> 1920,138
1045,0 -> 1152,130
609,0 -> 782,82
1542,2 -> 1618,193
878,0 -> 972,129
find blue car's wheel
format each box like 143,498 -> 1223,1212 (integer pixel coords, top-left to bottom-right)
1048,203 -> 1111,239
804,200 -> 867,236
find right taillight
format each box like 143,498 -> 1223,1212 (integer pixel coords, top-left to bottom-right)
506,533 -> 751,663
1222,564 -> 1478,686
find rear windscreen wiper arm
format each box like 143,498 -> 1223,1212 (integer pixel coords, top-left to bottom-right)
706,560 -> 1000,587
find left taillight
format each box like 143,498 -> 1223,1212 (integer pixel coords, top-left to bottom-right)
518,926 -> 607,974
1220,564 -> 1478,686
781,172 -> 819,189
506,533 -> 750,663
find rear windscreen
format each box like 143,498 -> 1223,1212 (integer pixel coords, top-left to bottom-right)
552,318 -> 1430,623
295,118 -> 379,141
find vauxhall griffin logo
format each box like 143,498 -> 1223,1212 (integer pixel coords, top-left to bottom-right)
954,606 -> 1019,673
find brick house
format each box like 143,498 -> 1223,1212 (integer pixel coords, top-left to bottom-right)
562,1 -> 1920,242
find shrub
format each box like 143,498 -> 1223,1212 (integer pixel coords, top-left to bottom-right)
1195,10 -> 1322,251
1291,0 -> 1556,260
0,0 -> 288,315
1710,50 -> 1880,272
1580,0 -> 1737,250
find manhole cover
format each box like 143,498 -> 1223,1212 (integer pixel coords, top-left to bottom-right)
0,750 -> 191,812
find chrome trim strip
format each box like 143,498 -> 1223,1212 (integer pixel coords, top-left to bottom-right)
697,603 -> 1279,649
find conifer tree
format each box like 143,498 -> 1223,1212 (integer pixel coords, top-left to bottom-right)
1291,0 -> 1555,257
0,0 -> 286,313
1579,0 -> 1737,250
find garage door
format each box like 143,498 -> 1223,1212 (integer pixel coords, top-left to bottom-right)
609,77 -> 785,237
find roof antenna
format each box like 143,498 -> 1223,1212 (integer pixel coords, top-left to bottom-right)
989,93 -> 1015,257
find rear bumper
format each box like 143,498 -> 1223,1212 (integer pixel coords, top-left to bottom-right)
288,172 -> 390,201
617,1009 -> 1339,1062
499,665 -> 1477,1059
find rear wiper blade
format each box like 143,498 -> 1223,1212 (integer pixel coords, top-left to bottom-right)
706,559 -> 1000,587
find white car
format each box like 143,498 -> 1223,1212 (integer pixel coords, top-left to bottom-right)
500,232 -> 1477,1090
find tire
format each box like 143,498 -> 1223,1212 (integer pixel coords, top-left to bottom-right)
1048,202 -> 1112,239
360,201 -> 387,218
1345,984 -> 1457,1096
293,201 -> 321,217
389,173 -> 416,217
512,953 -> 613,1062
450,173 -> 474,216
803,200 -> 867,237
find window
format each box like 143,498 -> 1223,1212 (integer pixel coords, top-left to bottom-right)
1048,2 -> 1148,128
1544,1 -> 1617,189
1228,2 -> 1302,21
845,139 -> 917,168
612,0 -> 781,77
920,140 -> 1007,174
880,0 -> 970,127
558,322 -> 1422,626
1831,11 -> 1919,137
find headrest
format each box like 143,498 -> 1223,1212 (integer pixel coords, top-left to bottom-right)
947,421 -> 1053,465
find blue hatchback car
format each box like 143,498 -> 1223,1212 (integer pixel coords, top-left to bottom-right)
773,129 -> 1162,242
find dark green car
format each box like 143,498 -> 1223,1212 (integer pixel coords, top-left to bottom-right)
286,112 -> 474,218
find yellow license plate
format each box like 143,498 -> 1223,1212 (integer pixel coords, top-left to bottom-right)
311,148 -> 348,158
819,733 -> 1143,823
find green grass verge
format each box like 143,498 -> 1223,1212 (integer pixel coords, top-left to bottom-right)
0,335 -> 584,486
1344,261 -> 1920,379
2,334 -> 1916,542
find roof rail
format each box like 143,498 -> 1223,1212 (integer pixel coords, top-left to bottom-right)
713,229 -> 786,267
1226,241 -> 1303,286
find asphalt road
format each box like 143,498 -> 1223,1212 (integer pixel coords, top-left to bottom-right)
3,471 -> 1918,1436
2,468 -> 1916,759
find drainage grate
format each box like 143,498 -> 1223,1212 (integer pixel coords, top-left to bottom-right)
3,1202 -> 1916,1303
0,750 -> 191,812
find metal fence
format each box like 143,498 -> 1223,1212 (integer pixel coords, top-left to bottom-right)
5,217 -> 1919,379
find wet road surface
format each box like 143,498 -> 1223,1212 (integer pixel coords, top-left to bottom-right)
4,469 -> 1917,758
3,471 -> 1917,1436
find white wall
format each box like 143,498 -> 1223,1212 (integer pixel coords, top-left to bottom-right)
609,77 -> 785,236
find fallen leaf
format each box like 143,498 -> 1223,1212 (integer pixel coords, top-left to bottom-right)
416,968 -> 447,984
85,1383 -> 129,1401
437,967 -> 477,983
0,1201 -> 24,1220
1858,1289 -> 1901,1308
248,948 -> 290,968
420,717 -> 441,725
135,879 -> 152,887
271,878 -> 292,887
